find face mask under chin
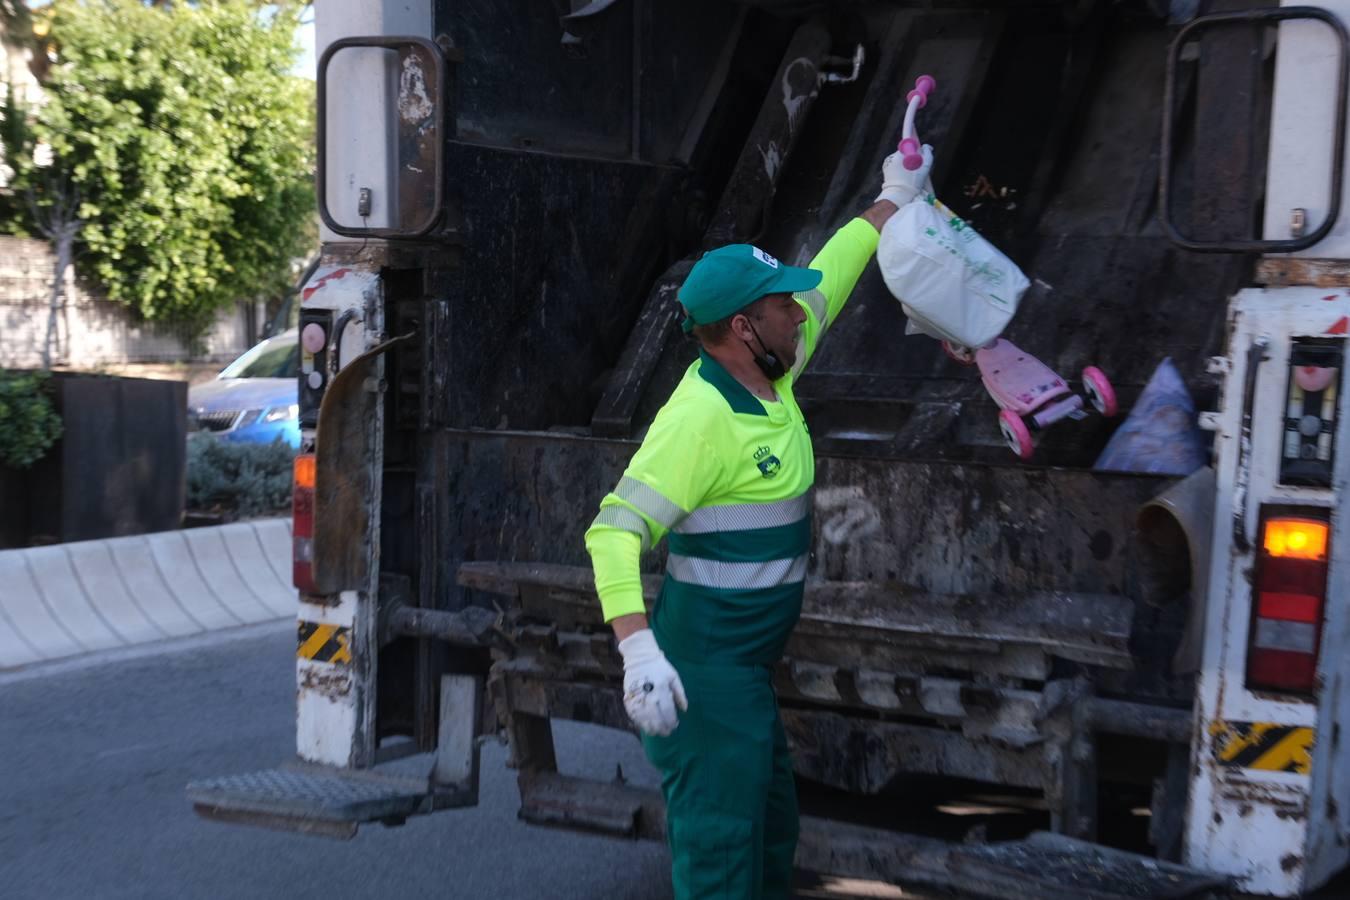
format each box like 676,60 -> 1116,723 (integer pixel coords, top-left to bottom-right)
744,318 -> 787,381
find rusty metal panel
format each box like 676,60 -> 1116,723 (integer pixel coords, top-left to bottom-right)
949,832 -> 1230,900
461,559 -> 1133,682
313,335 -> 410,594
796,581 -> 1134,668
1255,257 -> 1350,287
438,429 -> 1169,604
493,662 -> 630,732
784,707 -> 1047,795
517,771 -> 665,841
812,458 -> 1159,596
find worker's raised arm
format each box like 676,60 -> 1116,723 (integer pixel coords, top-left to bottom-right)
789,144 -> 934,379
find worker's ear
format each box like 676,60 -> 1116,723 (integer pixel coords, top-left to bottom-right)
728,312 -> 755,343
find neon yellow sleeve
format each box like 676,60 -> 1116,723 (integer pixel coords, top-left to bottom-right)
791,217 -> 880,378
584,403 -> 725,621
584,527 -> 646,622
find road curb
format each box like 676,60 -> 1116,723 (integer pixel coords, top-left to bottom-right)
0,519 -> 294,670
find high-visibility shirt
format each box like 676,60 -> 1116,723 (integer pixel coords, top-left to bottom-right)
584,218 -> 879,664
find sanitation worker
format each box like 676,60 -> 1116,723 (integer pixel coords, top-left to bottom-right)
584,145 -> 934,899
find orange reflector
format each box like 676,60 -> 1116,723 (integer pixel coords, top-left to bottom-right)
1264,518 -> 1329,560
294,453 -> 316,490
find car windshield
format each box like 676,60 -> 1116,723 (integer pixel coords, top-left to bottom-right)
219,333 -> 299,379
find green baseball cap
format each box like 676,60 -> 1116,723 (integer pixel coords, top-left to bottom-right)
679,244 -> 822,334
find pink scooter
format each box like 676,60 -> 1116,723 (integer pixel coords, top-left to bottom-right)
899,76 -> 1119,460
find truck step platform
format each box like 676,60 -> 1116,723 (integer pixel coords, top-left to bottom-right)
805,824 -> 1232,900
951,832 -> 1231,900
515,771 -> 1229,899
187,763 -> 452,839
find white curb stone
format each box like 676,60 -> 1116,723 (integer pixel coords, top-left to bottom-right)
0,518 -> 296,670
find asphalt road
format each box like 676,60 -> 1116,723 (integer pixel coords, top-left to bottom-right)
1,625 -> 928,900
1,624 -> 677,900
11,622 -> 1350,899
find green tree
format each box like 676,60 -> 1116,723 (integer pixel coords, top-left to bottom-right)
8,0 -> 314,339
0,370 -> 62,469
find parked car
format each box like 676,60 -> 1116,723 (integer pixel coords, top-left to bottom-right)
187,329 -> 299,448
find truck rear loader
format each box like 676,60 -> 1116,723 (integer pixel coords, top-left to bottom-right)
190,1 -> 1350,895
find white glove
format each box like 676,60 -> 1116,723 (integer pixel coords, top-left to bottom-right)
618,628 -> 687,737
875,143 -> 934,208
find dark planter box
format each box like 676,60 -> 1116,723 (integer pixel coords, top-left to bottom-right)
0,372 -> 186,548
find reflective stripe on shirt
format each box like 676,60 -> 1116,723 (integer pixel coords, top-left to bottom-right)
673,490 -> 811,535
666,553 -> 808,590
799,288 -> 828,326
615,476 -> 687,529
591,504 -> 652,551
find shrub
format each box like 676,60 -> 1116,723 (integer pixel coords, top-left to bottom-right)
186,432 -> 295,519
0,370 -> 63,469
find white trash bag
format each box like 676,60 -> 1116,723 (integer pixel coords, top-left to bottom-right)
877,195 -> 1030,349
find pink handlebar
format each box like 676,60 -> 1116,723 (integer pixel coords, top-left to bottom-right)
899,75 -> 936,171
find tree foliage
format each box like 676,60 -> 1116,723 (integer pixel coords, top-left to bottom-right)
10,0 -> 315,337
0,370 -> 62,469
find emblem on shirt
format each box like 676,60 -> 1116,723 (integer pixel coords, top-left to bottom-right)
754,445 -> 781,478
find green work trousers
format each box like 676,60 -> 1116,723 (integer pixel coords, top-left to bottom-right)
641,659 -> 799,900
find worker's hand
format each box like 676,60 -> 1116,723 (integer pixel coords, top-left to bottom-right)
875,143 -> 934,208
617,628 -> 687,737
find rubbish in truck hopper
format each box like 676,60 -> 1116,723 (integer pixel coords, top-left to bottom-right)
879,74 -> 1027,348
877,74 -> 1117,459
1094,357 -> 1207,476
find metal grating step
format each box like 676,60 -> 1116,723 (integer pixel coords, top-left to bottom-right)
187,765 -> 433,839
952,831 -> 1231,900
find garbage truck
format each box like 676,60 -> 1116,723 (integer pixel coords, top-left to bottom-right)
189,0 -> 1350,895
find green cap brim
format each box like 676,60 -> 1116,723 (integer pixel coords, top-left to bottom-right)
773,265 -> 824,295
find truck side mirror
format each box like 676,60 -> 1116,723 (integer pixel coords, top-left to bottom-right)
317,36 -> 449,239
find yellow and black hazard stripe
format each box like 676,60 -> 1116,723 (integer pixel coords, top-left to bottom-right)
297,621 -> 352,665
1210,720 -> 1314,775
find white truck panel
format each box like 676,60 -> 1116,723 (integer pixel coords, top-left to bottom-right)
1186,287 -> 1350,894
1262,5 -> 1345,250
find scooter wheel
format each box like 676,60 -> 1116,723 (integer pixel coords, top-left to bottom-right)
999,409 -> 1034,460
1082,366 -> 1118,417
941,340 -> 977,366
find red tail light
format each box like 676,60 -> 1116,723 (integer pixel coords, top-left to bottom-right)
1246,510 -> 1331,695
293,453 -> 316,593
